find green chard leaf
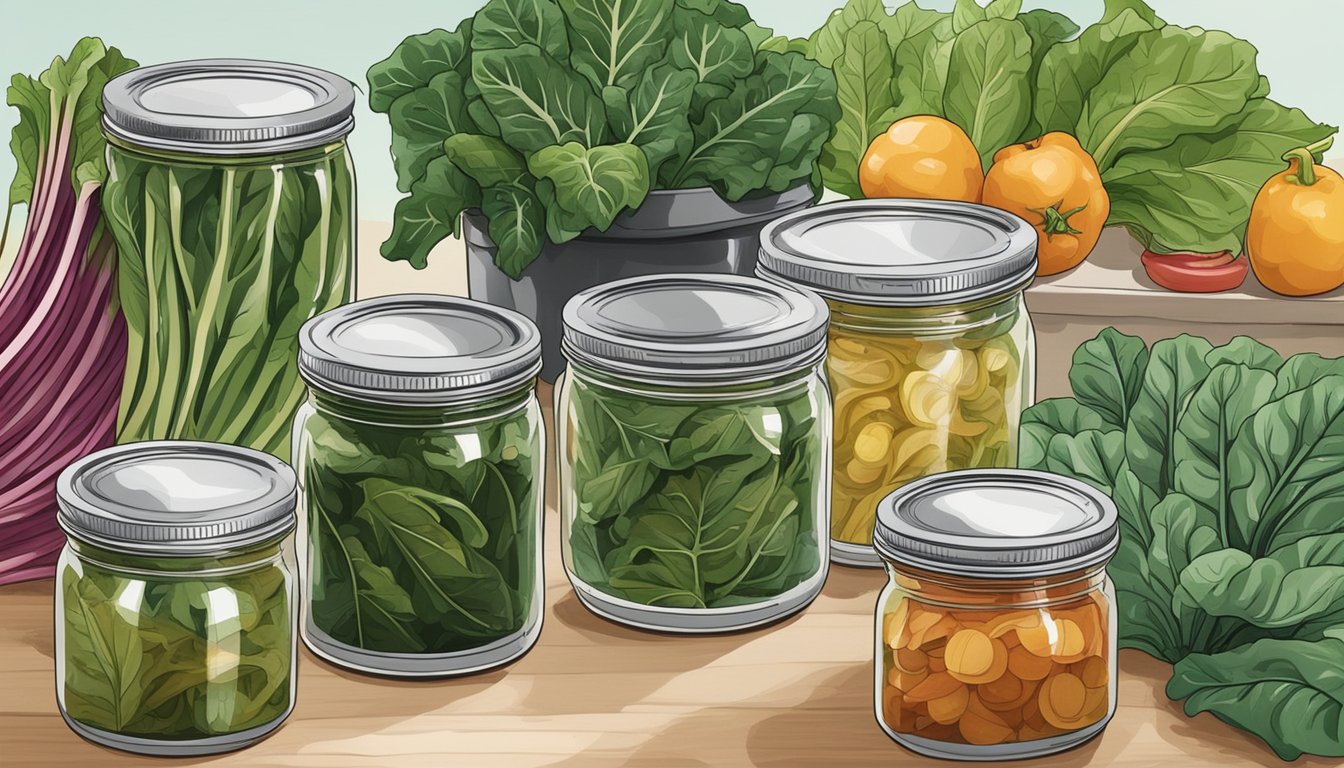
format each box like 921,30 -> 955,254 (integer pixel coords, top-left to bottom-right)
1124,334 -> 1213,497
809,0 -> 889,68
482,181 -> 547,277
560,0 -> 675,90
943,18 -> 1033,169
1068,327 -> 1151,431
443,133 -> 528,189
887,19 -> 956,123
1169,637 -> 1344,760
879,1 -> 947,49
472,43 -> 608,152
818,20 -> 895,199
1015,9 -> 1078,137
368,23 -> 471,113
472,0 -> 570,58
382,155 -> 481,268
602,64 -> 697,179
527,141 -> 650,238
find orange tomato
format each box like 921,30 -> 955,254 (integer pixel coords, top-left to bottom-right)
1247,148 -> 1344,297
859,116 -> 983,203
981,132 -> 1110,276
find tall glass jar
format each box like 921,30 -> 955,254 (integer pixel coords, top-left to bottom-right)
557,274 -> 831,632
102,60 -> 356,459
873,469 -> 1119,761
54,442 -> 298,756
757,200 -> 1038,567
294,295 -> 544,676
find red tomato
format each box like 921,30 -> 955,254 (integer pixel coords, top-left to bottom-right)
1140,250 -> 1249,293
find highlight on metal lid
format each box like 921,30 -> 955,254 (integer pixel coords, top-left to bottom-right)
102,59 -> 355,155
298,294 -> 542,406
756,199 -> 1038,306
56,441 -> 297,554
561,273 -> 830,383
874,469 -> 1119,578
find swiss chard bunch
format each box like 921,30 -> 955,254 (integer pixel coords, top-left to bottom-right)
1021,328 -> 1344,760
367,0 -> 839,277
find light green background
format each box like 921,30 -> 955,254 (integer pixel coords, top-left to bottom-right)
0,0 -> 1336,222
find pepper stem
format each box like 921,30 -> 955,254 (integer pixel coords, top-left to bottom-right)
1283,147 -> 1319,186
1027,201 -> 1086,239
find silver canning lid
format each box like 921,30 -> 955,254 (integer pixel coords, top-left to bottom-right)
561,274 -> 829,383
102,59 -> 355,155
756,199 -> 1038,306
298,294 -> 541,406
57,441 -> 297,555
874,469 -> 1119,578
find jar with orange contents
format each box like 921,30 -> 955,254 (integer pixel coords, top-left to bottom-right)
872,469 -> 1118,760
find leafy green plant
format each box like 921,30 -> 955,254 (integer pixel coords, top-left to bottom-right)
301,394 -> 540,653
563,373 -> 825,609
1020,328 -> 1344,760
104,142 -> 354,460
367,0 -> 839,277
59,544 -> 292,738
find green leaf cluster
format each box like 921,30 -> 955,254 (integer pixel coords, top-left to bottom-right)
367,0 -> 839,277
808,0 -> 1335,256
59,547 -> 291,739
564,374 -> 825,609
301,398 -> 541,653
105,144 -> 355,460
1020,328 -> 1344,760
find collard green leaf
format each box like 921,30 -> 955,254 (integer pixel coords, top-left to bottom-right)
1124,334 -> 1213,497
368,24 -> 471,113
1018,398 -> 1112,469
675,0 -> 751,29
887,19 -> 956,123
387,71 -> 475,192
1104,99 -> 1336,254
1016,9 -> 1078,137
527,141 -> 650,237
482,182 -> 546,277
809,0 -> 888,68
1176,534 -> 1344,631
1075,25 -> 1260,171
1032,7 -> 1160,137
472,0 -> 570,58
667,9 -> 754,89
879,1 -> 947,49
672,51 -> 837,199
1067,327 -> 1150,431
818,20 -> 895,198
1273,352 -> 1344,400
765,113 -> 832,194
1204,336 -> 1284,373
382,156 -> 481,268
1169,637 -> 1344,760
472,43 -> 607,152
943,18 -> 1033,169
560,0 -> 675,89
442,133 -> 528,189
1039,430 -> 1126,496
1227,376 -> 1344,555
602,64 -> 697,179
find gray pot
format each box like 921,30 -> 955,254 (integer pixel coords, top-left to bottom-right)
465,185 -> 815,381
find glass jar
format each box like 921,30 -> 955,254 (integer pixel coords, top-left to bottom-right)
757,200 -> 1037,567
54,441 -> 298,756
873,469 -> 1119,761
557,274 -> 831,632
102,60 -> 356,459
294,295 -> 544,676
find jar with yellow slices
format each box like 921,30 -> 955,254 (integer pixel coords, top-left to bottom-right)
872,470 -> 1118,760
756,201 -> 1037,566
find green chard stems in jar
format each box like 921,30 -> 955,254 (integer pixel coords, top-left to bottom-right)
565,374 -> 824,609
60,545 -> 292,738
303,394 -> 540,653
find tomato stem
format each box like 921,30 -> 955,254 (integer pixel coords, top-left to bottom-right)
1028,201 -> 1086,238
1283,148 -> 1318,186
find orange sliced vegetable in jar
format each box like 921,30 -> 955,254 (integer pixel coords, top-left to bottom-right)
1038,672 -> 1092,730
927,684 -> 972,725
859,116 -> 984,203
1007,645 -> 1055,680
977,674 -> 1034,711
959,696 -> 1016,746
1076,656 -> 1109,689
1248,146 -> 1344,297
888,665 -> 930,692
986,611 -> 1040,639
982,132 -> 1110,277
904,671 -> 963,704
895,647 -> 929,674
944,629 -> 1009,685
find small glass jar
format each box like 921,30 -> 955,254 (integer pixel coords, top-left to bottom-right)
757,200 -> 1038,567
102,60 -> 356,459
558,274 -> 832,632
873,469 -> 1119,761
294,295 -> 544,676
54,442 -> 298,756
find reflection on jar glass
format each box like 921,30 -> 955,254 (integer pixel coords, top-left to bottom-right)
872,469 -> 1119,761
757,200 -> 1038,567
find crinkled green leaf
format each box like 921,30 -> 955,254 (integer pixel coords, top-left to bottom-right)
1039,430 -> 1126,496
471,43 -> 607,152
667,8 -> 754,89
387,70 -> 474,192
818,21 -> 894,198
602,64 -> 697,179
472,0 -> 569,58
560,0 -> 674,89
442,133 -> 527,189
1273,352 -> 1344,400
368,24 -> 471,113
943,18 -> 1033,168
1018,398 -> 1113,469
809,0 -> 888,68
381,155 -> 481,268
1068,327 -> 1150,431
887,19 -> 956,122
1204,336 -> 1284,373
1124,334 -> 1213,497
481,181 -> 546,278
1177,534 -> 1344,631
527,141 -> 649,238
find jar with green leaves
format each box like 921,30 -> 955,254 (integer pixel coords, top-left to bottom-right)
55,442 -> 298,756
557,274 -> 832,632
294,295 -> 545,676
101,59 -> 356,459
756,200 -> 1038,568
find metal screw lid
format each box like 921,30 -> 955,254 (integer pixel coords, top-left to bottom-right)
756,199 -> 1038,307
102,59 -> 355,155
298,294 -> 542,406
56,441 -> 297,555
561,273 -> 830,384
874,469 -> 1119,578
